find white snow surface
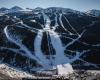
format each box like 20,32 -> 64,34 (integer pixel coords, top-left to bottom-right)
57,63 -> 73,76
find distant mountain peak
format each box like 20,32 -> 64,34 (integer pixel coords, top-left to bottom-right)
35,7 -> 43,9
0,7 -> 9,12
10,6 -> 23,10
7,6 -> 23,13
34,7 -> 43,11
0,7 -> 8,10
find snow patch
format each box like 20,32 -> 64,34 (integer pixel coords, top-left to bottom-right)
57,63 -> 73,76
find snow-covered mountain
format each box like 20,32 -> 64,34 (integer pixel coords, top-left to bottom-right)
86,9 -> 100,17
1,6 -> 100,17
8,6 -> 23,13
45,7 -> 83,14
0,7 -> 100,77
0,6 -> 23,14
0,7 -> 9,13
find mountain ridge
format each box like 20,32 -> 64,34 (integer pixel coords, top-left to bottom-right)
0,6 -> 100,16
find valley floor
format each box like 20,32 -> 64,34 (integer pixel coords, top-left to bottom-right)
0,64 -> 100,80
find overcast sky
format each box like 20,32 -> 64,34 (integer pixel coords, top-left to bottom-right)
0,0 -> 100,11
